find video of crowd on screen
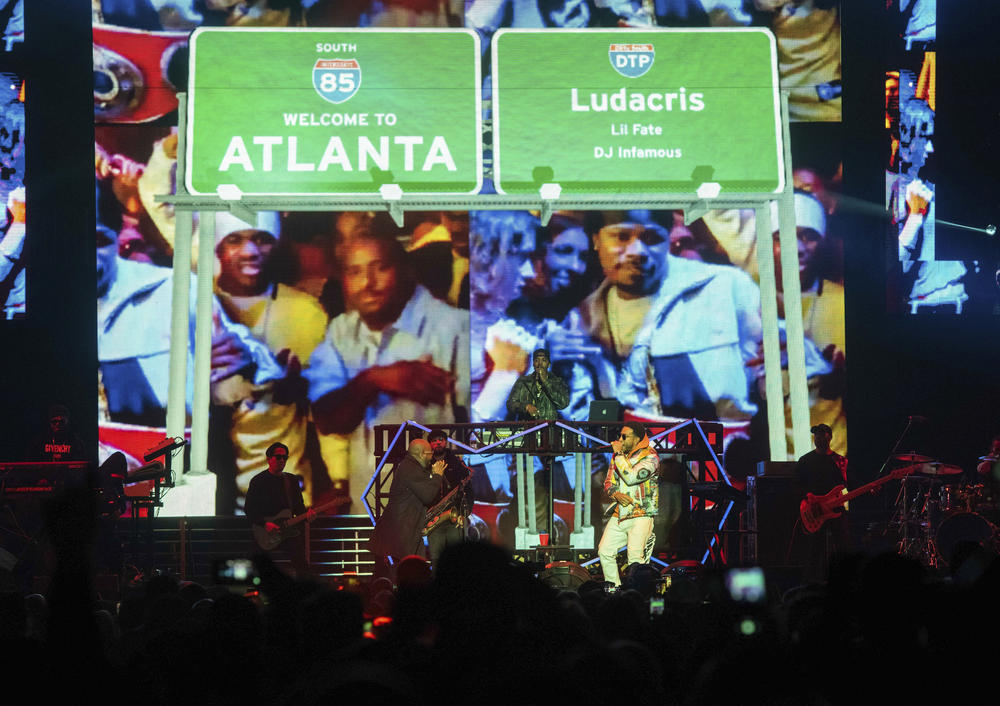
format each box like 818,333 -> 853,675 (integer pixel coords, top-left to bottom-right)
94,123 -> 846,532
883,37 -> 992,315
96,126 -> 471,517
882,3 -> 996,315
0,67 -> 24,320
93,1 -> 846,528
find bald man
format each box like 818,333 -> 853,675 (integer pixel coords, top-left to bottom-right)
370,438 -> 446,565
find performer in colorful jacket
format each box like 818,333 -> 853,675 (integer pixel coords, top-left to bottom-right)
598,422 -> 660,586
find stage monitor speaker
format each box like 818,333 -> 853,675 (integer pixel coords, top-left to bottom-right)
753,476 -> 807,568
537,561 -> 592,590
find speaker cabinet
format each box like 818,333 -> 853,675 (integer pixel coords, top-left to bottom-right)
752,475 -> 807,568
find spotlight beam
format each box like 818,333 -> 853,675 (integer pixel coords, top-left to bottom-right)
936,219 -> 995,235
828,194 -> 994,236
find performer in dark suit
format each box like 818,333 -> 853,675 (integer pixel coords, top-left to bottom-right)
370,438 -> 445,568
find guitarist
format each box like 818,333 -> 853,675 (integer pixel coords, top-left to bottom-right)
794,423 -> 850,583
426,430 -> 473,566
245,442 -> 316,576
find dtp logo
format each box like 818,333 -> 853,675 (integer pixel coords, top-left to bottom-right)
313,59 -> 361,104
609,44 -> 654,78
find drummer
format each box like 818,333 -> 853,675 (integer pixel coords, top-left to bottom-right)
975,434 -> 1000,481
973,435 -> 1000,519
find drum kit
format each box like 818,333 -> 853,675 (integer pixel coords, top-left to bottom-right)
892,454 -> 998,569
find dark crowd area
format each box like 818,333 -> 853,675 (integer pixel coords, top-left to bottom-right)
2,489 -> 998,705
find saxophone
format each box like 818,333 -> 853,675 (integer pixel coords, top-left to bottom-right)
422,467 -> 474,535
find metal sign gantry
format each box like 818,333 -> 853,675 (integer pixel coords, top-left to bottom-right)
156,31 -> 810,500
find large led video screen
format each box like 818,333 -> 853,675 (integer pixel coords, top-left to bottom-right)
883,1 -> 993,314
94,2 -> 845,527
0,0 -> 24,320
0,70 -> 23,320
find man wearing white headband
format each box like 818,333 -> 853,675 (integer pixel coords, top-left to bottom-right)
771,191 -> 847,455
213,210 -> 332,507
769,190 -> 829,296
96,179 -> 283,500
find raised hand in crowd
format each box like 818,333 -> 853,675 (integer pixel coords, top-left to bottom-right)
95,141 -> 145,215
487,336 -> 530,373
364,358 -> 455,407
210,327 -> 253,383
818,343 -> 847,400
271,348 -> 309,411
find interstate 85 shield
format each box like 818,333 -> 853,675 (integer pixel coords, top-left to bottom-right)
313,59 -> 361,105
187,28 -> 481,196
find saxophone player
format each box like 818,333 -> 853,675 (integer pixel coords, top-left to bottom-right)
369,439 -> 445,575
426,430 -> 473,566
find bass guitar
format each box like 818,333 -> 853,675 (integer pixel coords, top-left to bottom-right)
253,496 -> 349,551
800,463 -> 919,534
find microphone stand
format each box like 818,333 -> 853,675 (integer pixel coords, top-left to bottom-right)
879,417 -> 920,550
878,417 -> 918,479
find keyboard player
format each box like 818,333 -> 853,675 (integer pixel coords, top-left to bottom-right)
24,405 -> 86,463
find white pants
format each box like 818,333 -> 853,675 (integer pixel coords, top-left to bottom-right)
598,515 -> 654,585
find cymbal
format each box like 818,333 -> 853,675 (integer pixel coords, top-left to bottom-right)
894,453 -> 933,463
919,462 -> 964,476
979,456 -> 998,462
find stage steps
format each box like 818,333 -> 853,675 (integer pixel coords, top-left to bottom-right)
123,514 -> 376,584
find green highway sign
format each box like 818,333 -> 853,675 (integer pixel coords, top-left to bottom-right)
492,29 -> 784,196
186,28 -> 482,196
